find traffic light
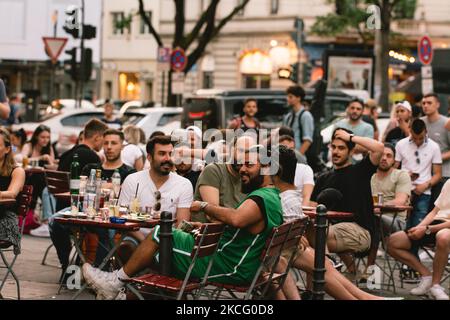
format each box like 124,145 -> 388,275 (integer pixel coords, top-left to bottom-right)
290,63 -> 299,83
80,48 -> 93,82
82,25 -> 96,40
63,5 -> 80,39
64,47 -> 78,81
303,63 -> 312,83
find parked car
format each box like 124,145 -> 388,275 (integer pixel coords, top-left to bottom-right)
182,89 -> 357,131
134,107 -> 182,139
12,108 -> 145,156
119,100 -> 161,116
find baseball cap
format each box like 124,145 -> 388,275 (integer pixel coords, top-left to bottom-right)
395,100 -> 412,112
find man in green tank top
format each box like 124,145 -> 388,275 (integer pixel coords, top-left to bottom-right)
81,144 -> 283,299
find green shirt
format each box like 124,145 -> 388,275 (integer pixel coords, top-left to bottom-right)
192,163 -> 245,222
207,187 -> 283,284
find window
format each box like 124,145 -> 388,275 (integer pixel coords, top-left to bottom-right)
237,0 -> 245,16
157,113 -> 182,126
139,11 -> 152,34
270,0 -> 279,14
111,12 -> 129,35
242,75 -> 270,89
202,72 -> 214,89
61,112 -> 103,127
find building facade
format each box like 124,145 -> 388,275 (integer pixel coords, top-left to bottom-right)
99,0 -> 160,103
0,0 -> 102,103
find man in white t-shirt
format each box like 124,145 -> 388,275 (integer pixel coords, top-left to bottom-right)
395,119 -> 442,228
388,179 -> 450,300
119,135 -> 193,242
279,135 -> 314,206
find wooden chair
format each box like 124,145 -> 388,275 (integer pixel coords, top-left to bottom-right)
124,223 -> 225,300
208,217 -> 310,300
0,185 -> 33,300
41,170 -> 70,267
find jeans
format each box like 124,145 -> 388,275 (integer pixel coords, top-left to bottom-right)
407,193 -> 431,229
41,187 -> 56,221
49,209 -> 114,269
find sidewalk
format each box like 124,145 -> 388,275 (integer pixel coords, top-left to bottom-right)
0,235 -> 440,300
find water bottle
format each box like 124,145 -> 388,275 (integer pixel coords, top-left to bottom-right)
94,169 -> 102,211
83,169 -> 97,215
111,169 -> 121,199
70,153 -> 80,195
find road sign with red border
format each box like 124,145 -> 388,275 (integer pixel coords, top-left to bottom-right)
418,36 -> 433,65
171,47 -> 187,72
43,37 -> 68,64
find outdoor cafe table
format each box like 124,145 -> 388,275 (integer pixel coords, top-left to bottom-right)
54,216 -> 159,299
302,206 -> 354,220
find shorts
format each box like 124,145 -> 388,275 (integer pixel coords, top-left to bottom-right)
406,220 -> 445,250
330,222 -> 371,253
151,225 -> 210,280
281,236 -> 308,261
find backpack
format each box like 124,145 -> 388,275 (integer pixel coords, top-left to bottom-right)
288,109 -> 324,173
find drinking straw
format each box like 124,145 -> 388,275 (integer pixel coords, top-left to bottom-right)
117,187 -> 122,201
135,183 -> 139,198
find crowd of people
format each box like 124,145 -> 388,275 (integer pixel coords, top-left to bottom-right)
0,78 -> 449,300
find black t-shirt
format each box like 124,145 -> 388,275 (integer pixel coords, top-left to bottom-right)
58,144 -> 101,173
311,156 -> 378,244
179,170 -> 201,190
362,115 -> 377,132
81,163 -> 136,183
101,117 -> 122,126
385,127 -> 406,147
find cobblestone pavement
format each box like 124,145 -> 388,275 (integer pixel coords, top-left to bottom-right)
0,235 -> 448,300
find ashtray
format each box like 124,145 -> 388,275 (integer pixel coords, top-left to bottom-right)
110,217 -> 126,224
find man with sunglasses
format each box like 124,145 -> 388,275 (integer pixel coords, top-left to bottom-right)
395,118 -> 442,229
118,135 -> 193,242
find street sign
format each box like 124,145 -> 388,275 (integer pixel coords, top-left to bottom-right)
421,65 -> 433,94
421,65 -> 432,78
43,37 -> 68,64
157,47 -> 171,72
171,47 -> 187,72
418,35 -> 433,65
171,72 -> 185,94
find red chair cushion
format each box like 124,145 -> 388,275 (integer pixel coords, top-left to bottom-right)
129,274 -> 200,292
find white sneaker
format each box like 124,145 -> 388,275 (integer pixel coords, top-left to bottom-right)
30,224 -> 50,238
82,263 -> 122,300
429,285 -> 449,300
410,276 -> 432,295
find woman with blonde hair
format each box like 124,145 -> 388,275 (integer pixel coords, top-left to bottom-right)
0,128 -> 25,254
121,125 -> 145,171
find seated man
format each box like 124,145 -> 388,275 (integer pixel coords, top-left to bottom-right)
116,135 -> 193,261
273,145 -> 383,300
371,143 -> 412,234
309,128 -> 384,268
82,144 -> 283,300
388,179 -> 450,300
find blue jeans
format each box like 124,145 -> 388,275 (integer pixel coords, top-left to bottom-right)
49,209 -> 114,269
407,193 -> 431,229
41,187 -> 56,221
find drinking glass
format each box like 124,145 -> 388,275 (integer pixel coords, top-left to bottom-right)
70,194 -> 80,215
109,198 -> 119,217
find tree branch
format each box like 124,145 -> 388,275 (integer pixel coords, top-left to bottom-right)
138,0 -> 163,47
184,0 -> 220,50
173,0 -> 185,47
211,0 -> 250,39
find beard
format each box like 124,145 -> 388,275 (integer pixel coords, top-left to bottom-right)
241,173 -> 264,194
154,160 -> 174,176
350,113 -> 362,121
378,162 -> 392,172
105,153 -> 121,163
176,163 -> 192,175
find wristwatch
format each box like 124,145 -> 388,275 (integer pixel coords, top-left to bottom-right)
425,225 -> 431,235
349,134 -> 355,143
199,201 -> 209,210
